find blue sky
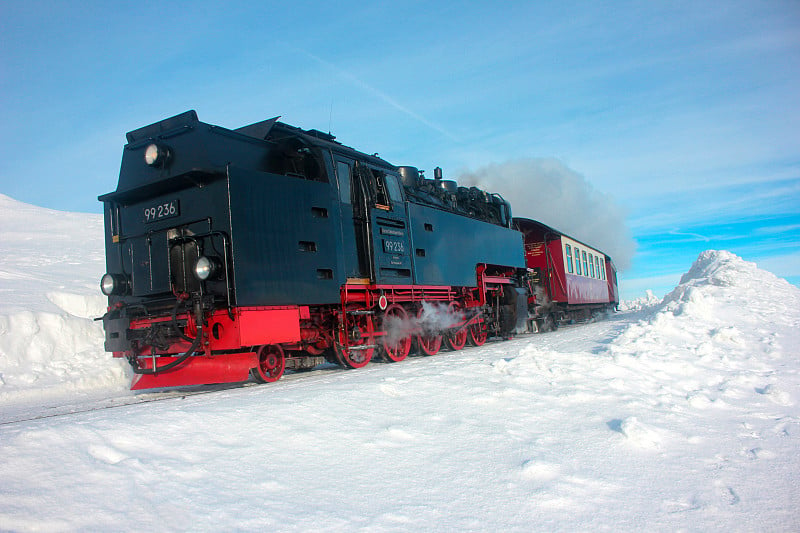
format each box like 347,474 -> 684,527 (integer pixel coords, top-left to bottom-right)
1,1 -> 798,299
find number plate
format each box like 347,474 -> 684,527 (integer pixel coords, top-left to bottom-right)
382,239 -> 405,254
142,199 -> 180,223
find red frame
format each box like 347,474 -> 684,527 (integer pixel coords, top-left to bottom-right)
130,352 -> 256,390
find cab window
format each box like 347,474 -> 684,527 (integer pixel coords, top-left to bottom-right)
384,174 -> 404,206
371,169 -> 391,208
337,161 -> 352,204
267,138 -> 326,182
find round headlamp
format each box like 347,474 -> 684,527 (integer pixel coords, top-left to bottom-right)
100,273 -> 128,296
144,143 -> 170,167
194,256 -> 221,281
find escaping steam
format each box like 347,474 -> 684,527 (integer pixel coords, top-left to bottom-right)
457,158 -> 635,270
383,302 -> 465,345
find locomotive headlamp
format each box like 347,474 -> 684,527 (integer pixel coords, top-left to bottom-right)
144,143 -> 170,167
194,256 -> 222,281
100,273 -> 129,296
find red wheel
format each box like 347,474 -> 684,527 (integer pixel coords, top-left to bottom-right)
381,304 -> 412,362
334,310 -> 375,369
467,319 -> 488,347
415,304 -> 442,356
251,344 -> 286,383
445,302 -> 467,351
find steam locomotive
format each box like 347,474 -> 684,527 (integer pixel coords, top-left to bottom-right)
99,111 -> 619,390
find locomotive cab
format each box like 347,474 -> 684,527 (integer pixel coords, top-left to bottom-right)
331,156 -> 412,284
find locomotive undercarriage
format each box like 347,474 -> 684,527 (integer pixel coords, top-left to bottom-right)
526,302 -> 614,333
116,273 -> 521,390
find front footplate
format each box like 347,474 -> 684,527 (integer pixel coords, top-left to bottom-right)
130,352 -> 257,390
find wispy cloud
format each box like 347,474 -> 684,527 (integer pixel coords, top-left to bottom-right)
290,47 -> 458,141
754,224 -> 800,236
667,229 -> 711,243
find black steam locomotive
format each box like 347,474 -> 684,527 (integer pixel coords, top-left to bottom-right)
99,111 -> 617,390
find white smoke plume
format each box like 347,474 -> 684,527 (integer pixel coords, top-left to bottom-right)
382,302 -> 465,346
418,301 -> 464,333
457,158 -> 635,270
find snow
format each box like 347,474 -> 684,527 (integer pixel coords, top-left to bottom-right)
0,194 -> 130,405
1,195 -> 799,531
617,289 -> 660,312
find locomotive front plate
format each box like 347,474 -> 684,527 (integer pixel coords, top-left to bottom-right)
143,199 -> 180,223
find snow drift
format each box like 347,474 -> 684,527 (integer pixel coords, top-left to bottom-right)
0,193 -> 129,405
0,196 -> 798,531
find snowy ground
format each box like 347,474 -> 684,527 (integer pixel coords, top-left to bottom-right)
1,195 -> 798,531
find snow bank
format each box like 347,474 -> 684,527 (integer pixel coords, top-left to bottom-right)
611,250 -> 800,368
0,194 -> 129,405
608,251 -> 799,413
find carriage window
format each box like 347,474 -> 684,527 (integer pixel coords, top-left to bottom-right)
565,244 -> 574,273
600,260 -> 606,280
589,254 -> 595,278
337,161 -> 352,204
574,247 -> 582,275
595,256 -> 601,280
582,251 -> 589,276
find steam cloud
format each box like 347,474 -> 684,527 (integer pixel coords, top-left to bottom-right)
383,302 -> 465,346
457,158 -> 635,270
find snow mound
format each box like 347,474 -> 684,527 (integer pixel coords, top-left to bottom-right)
0,311 -> 129,403
614,416 -> 666,449
616,250 -> 799,338
677,249 -> 759,287
608,250 -> 800,412
0,194 -> 129,405
661,250 -> 798,320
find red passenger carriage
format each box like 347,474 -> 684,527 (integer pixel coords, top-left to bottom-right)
514,218 -> 619,329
